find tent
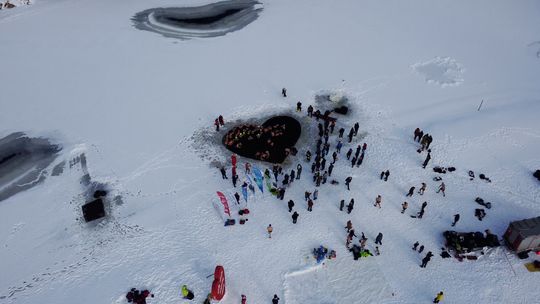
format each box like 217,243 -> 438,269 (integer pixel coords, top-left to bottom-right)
504,216 -> 540,252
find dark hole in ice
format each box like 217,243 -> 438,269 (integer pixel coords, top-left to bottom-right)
165,8 -> 243,25
0,132 -> 61,202
223,116 -> 301,164
132,0 -> 262,40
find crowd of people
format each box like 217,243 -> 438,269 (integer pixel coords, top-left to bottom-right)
205,89 -> 460,303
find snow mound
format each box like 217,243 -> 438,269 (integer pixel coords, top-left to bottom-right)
411,57 -> 464,87
131,0 -> 262,40
284,257 -> 393,304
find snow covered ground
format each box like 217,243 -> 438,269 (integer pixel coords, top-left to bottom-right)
1,0 -> 540,303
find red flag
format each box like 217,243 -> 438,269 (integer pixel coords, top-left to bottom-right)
231,154 -> 237,168
216,191 -> 231,217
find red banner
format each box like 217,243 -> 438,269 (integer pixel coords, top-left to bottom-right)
216,192 -> 231,217
231,154 -> 237,168
211,265 -> 226,301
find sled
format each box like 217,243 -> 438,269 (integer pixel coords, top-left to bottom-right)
224,219 -> 236,226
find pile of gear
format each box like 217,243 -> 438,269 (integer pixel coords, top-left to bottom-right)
433,166 -> 456,174
349,245 -> 373,260
312,246 -> 336,263
126,288 -> 153,304
444,230 -> 500,254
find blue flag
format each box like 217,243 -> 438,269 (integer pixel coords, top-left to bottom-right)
252,166 -> 264,193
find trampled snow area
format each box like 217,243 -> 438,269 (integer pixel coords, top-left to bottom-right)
1,0 -> 540,303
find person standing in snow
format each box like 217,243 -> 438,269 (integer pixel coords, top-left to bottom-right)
414,128 -> 421,142
220,167 -> 228,179
267,224 -> 273,238
451,214 -> 460,227
380,171 -> 385,180
296,164 -> 302,179
218,115 -> 224,126
422,150 -> 431,169
345,176 -> 352,190
234,192 -> 240,204
330,120 -> 336,133
304,191 -> 311,201
332,151 -> 338,164
345,220 -> 353,232
426,134 -> 433,150
436,182 -> 446,197
288,200 -> 295,212
306,150 -> 312,162
307,199 -> 314,212
232,174 -> 238,187
245,162 -> 251,174
281,88 -> 287,97
313,189 -> 318,200
292,211 -> 299,224
346,148 -> 353,160
340,199 -> 345,211
214,118 -> 220,131
356,152 -> 364,167
338,128 -> 345,138
347,199 -> 354,214
181,285 -> 194,300
418,201 -> 428,218
351,156 -> 357,168
374,195 -> 382,208
296,101 -> 302,112
328,163 -> 334,176
241,294 -> 247,304
412,241 -> 419,251
278,188 -> 285,200
418,182 -> 427,195
290,169 -> 295,182
348,128 -> 354,143
401,201 -> 408,214
336,141 -> 343,153
353,122 -> 360,136
406,186 -> 415,197
307,105 -> 313,117
384,170 -> 389,181
420,133 -> 429,151
433,291 -> 444,303
420,251 -> 433,268
272,294 -> 280,304
375,232 -> 383,245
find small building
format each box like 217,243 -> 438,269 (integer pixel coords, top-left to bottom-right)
82,198 -> 105,222
504,216 -> 540,252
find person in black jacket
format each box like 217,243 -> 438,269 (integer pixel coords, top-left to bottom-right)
272,294 -> 280,304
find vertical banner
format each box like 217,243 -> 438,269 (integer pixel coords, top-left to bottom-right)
231,154 -> 237,168
252,166 -> 264,193
216,191 -> 231,217
241,183 -> 248,202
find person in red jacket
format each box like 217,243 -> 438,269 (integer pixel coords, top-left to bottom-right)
241,294 -> 247,304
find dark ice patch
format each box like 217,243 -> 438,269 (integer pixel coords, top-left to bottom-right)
0,132 -> 61,202
132,0 -> 262,39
